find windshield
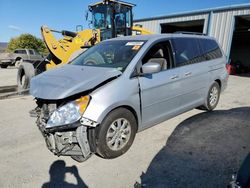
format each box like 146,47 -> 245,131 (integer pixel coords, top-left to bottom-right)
91,3 -> 133,40
114,5 -> 132,37
92,5 -> 111,30
70,40 -> 145,72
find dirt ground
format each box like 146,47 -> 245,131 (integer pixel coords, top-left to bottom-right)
0,75 -> 249,188
0,67 -> 17,87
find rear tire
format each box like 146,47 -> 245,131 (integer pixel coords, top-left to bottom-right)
95,108 -> 137,159
199,82 -> 220,111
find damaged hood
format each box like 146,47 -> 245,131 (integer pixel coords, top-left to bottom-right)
30,64 -> 122,100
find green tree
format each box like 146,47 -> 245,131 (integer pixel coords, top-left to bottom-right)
7,34 -> 48,55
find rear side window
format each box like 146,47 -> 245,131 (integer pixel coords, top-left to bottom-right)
199,39 -> 222,60
34,50 -> 40,55
14,50 -> 22,54
172,38 -> 202,67
18,50 -> 26,54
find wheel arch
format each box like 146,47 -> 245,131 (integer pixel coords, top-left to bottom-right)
113,105 -> 139,130
95,104 -> 140,131
215,79 -> 221,88
15,57 -> 22,61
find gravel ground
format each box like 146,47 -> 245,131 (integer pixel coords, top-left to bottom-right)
0,75 -> 249,188
0,67 -> 17,87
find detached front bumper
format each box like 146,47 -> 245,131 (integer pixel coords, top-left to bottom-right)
37,118 -> 92,160
46,126 -> 91,158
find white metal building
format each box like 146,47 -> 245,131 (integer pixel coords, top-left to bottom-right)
134,4 -> 250,72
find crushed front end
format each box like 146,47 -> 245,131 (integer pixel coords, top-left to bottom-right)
33,97 -> 98,162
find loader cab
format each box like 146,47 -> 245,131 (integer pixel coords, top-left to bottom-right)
89,0 -> 134,41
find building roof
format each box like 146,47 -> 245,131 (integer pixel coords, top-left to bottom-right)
135,3 -> 250,22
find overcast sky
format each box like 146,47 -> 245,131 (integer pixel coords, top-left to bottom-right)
0,0 -> 249,42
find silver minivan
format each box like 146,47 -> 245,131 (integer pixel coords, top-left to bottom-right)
30,34 -> 228,162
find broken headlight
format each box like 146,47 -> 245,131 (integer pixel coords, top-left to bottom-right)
46,96 -> 90,128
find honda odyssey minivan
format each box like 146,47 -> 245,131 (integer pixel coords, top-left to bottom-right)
30,33 -> 228,162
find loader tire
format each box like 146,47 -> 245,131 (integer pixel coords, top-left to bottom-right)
15,58 -> 23,68
17,62 -> 35,91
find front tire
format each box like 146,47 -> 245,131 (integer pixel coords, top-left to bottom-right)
95,108 -> 137,159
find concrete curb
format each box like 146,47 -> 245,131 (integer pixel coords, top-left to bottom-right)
0,85 -> 29,100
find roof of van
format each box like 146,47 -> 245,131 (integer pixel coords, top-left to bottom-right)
108,33 -> 214,42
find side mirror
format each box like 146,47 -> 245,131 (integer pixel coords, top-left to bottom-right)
142,62 -> 161,74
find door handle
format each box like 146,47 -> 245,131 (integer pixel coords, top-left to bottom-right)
184,72 -> 192,76
170,75 -> 179,80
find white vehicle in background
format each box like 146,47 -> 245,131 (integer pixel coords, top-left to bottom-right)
0,49 -> 43,68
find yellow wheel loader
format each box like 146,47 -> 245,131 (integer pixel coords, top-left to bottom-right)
17,0 -> 152,90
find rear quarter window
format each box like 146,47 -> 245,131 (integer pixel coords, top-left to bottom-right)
199,39 -> 222,60
29,50 -> 34,55
34,50 -> 40,55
